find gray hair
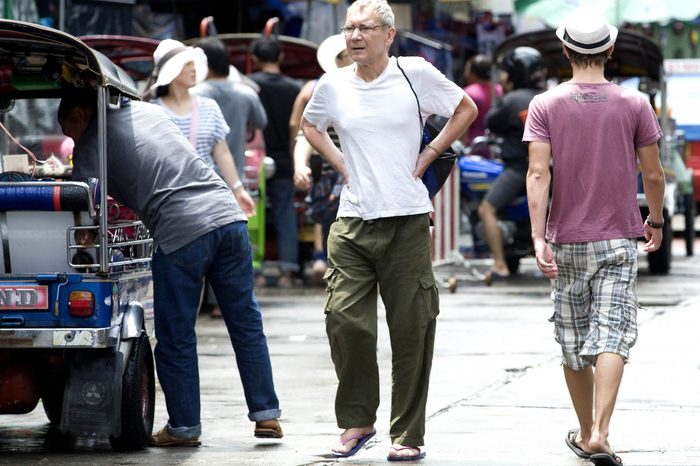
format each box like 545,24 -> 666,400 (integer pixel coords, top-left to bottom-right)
347,0 -> 395,28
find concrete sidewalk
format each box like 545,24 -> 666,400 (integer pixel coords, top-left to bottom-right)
422,296 -> 700,466
184,270 -> 700,466
1,254 -> 699,466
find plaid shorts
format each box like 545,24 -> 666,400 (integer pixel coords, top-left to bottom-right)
550,239 -> 639,370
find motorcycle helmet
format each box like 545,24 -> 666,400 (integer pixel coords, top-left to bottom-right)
500,46 -> 546,89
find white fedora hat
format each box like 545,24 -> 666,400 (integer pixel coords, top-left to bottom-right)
556,9 -> 618,55
150,39 -> 208,91
316,34 -> 349,73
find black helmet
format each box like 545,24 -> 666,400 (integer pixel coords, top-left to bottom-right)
500,47 -> 545,89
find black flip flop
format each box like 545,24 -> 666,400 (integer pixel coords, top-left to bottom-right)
591,451 -> 623,466
565,428 -> 591,459
387,445 -> 426,462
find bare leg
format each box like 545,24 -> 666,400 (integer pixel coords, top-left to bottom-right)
311,223 -> 328,281
588,353 -> 624,453
563,365 -> 594,448
313,223 -> 324,252
478,200 -> 509,276
563,353 -> 624,455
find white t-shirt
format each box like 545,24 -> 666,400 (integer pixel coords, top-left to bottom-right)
303,56 -> 465,220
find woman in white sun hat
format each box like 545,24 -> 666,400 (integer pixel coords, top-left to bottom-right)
290,34 -> 352,281
147,38 -> 255,215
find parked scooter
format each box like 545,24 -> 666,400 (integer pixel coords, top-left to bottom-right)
458,135 -> 533,277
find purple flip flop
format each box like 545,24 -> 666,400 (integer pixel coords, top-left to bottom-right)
331,430 -> 376,458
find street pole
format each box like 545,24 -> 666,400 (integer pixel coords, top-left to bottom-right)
59,0 -> 65,31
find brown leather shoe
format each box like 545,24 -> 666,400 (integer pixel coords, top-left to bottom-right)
254,419 -> 283,439
150,425 -> 201,447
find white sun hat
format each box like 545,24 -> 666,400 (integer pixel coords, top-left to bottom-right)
555,8 -> 618,55
316,34 -> 349,73
149,38 -> 208,91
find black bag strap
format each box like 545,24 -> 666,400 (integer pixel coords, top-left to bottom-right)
395,58 -> 425,142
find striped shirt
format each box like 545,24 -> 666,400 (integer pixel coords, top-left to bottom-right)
152,96 -> 230,172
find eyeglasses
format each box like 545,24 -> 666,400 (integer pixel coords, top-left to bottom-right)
340,24 -> 384,35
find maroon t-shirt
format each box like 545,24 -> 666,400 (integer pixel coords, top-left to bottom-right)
523,82 -> 662,243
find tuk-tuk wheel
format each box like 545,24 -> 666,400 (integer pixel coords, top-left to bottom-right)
109,332 -> 155,451
41,383 -> 65,425
38,364 -> 66,425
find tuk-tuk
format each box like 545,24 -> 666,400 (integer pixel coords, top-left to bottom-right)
0,20 -> 155,450
492,28 -> 694,274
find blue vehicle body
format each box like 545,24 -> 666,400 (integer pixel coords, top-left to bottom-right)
0,20 -> 156,451
459,155 -> 530,223
458,151 -> 533,274
0,272 -> 152,330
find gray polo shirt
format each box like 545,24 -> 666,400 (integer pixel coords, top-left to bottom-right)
191,80 -> 268,172
72,100 -> 247,254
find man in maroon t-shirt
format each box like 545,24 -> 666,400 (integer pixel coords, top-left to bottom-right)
524,8 -> 665,466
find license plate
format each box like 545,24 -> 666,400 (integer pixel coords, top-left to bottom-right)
0,285 -> 49,310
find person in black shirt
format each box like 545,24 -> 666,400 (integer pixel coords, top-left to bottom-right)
478,47 -> 545,282
250,37 -> 302,287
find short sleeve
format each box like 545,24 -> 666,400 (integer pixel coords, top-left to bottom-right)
635,97 -> 662,148
410,57 -> 464,118
522,96 -> 550,143
303,74 -> 331,132
207,99 -> 230,144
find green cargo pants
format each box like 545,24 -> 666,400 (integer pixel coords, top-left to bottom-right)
324,213 -> 439,446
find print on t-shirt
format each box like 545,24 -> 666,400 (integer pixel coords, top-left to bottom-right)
569,91 -> 608,104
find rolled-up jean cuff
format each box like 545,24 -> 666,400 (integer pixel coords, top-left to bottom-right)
248,408 -> 282,422
168,423 -> 201,439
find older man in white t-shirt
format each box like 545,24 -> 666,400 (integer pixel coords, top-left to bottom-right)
301,0 -> 476,461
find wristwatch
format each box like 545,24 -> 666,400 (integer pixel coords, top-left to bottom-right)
644,215 -> 664,229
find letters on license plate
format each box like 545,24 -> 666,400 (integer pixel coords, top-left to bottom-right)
0,285 -> 49,310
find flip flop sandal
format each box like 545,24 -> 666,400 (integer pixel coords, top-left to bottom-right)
565,428 -> 591,459
591,451 -> 623,466
331,430 -> 376,458
387,445 -> 426,462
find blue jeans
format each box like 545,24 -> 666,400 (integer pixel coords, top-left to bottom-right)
267,176 -> 299,272
152,221 -> 280,436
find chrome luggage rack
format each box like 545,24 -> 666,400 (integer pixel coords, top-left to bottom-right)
68,220 -> 153,272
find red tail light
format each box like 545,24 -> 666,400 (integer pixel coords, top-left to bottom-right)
68,291 -> 94,317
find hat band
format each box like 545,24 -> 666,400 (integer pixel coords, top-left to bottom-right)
563,29 -> 611,50
153,46 -> 188,77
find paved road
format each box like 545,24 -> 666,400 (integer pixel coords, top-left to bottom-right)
1,238 -> 699,465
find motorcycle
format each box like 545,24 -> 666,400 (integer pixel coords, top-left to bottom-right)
458,136 -> 533,277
